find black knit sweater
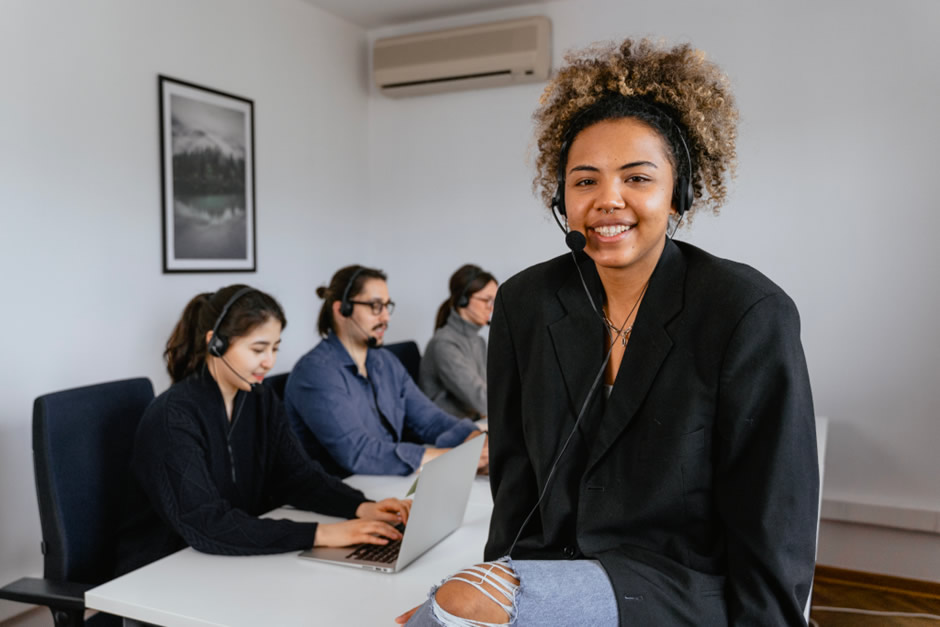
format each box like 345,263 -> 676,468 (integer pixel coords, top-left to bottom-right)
114,367 -> 367,576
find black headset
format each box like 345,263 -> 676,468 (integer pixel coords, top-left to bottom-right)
550,109 -> 694,227
454,267 -> 483,309
672,126 -> 694,218
207,287 -> 255,358
338,267 -> 367,317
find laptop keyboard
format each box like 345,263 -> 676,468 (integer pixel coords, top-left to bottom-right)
345,523 -> 405,564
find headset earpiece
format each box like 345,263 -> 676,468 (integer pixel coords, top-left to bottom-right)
207,287 -> 254,358
339,267 -> 366,317
552,187 -> 566,217
553,139 -> 570,219
675,176 -> 693,218
455,268 -> 482,309
207,333 -> 227,358
672,116 -> 694,219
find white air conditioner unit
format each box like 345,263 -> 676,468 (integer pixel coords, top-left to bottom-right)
373,16 -> 551,97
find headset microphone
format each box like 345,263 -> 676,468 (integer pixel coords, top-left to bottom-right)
220,354 -> 262,392
565,230 -> 586,253
349,316 -> 379,349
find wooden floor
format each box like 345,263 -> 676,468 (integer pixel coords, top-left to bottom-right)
811,565 -> 940,626
0,608 -> 52,627
4,565 -> 939,626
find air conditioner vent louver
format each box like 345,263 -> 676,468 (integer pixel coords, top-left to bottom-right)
373,16 -> 551,97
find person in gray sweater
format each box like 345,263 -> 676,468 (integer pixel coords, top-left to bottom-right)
419,264 -> 498,420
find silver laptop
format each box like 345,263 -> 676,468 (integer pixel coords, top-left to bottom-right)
299,435 -> 485,573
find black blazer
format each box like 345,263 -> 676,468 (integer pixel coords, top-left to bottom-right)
484,239 -> 819,626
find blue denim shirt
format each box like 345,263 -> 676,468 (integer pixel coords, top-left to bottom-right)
285,333 -> 477,476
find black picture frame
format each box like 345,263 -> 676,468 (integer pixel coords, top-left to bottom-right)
159,76 -> 256,273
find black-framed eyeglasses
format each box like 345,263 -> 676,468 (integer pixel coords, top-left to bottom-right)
349,299 -> 395,315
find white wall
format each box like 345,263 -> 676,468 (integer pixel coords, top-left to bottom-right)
366,0 -> 940,573
2,0 -> 939,617
0,0 -> 368,619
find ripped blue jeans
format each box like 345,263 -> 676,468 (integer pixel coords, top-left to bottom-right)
405,557 -> 618,626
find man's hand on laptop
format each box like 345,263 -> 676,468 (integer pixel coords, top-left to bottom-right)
420,447 -> 449,467
464,430 -> 489,475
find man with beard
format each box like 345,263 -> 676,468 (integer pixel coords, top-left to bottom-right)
285,265 -> 486,477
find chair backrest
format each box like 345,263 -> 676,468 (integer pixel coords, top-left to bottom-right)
263,372 -> 289,399
382,341 -> 421,382
32,377 -> 155,584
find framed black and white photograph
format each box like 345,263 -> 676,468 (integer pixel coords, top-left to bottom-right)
159,76 -> 256,272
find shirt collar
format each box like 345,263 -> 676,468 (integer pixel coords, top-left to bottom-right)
446,309 -> 482,336
325,331 -> 381,378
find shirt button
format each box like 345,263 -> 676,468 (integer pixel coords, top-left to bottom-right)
563,546 -> 576,558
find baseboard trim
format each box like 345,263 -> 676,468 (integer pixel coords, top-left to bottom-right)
821,498 -> 940,534
814,565 -> 940,600
0,603 -> 38,626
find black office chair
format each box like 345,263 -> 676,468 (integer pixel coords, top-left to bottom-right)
382,340 -> 422,382
0,378 -> 155,627
263,372 -> 290,399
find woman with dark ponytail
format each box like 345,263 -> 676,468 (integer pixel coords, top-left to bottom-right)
419,265 -> 497,420
115,285 -> 411,576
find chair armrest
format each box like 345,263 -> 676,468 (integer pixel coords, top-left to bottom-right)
0,576 -> 91,611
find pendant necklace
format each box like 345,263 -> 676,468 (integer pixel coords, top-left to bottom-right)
604,280 -> 650,347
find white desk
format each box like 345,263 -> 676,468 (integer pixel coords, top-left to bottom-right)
86,475 -> 494,627
87,421 -> 828,626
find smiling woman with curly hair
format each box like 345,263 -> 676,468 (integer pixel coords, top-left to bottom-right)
397,38 -> 818,627
533,39 -> 738,219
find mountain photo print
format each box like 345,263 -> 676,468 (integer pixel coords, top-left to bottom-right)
159,76 -> 256,272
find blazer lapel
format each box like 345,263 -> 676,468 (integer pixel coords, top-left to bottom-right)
586,239 -> 686,471
548,253 -> 609,428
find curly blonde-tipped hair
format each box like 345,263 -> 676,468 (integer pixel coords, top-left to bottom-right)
534,38 -> 738,218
